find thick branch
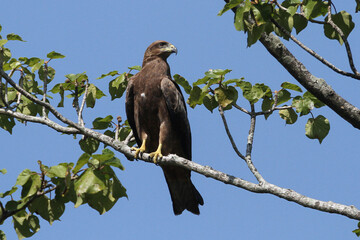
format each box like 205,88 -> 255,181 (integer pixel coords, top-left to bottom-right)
259,32 -> 360,130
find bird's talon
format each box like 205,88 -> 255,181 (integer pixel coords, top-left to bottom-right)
149,152 -> 163,163
131,146 -> 145,159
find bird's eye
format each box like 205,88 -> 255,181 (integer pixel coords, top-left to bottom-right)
159,42 -> 167,47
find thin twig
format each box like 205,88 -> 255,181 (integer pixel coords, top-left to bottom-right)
244,105 -> 266,184
218,106 -> 246,160
124,130 -> 134,145
0,108 -> 80,134
326,1 -> 359,75
42,62 -> 49,118
0,68 -> 83,132
78,79 -> 88,126
232,103 -> 251,114
270,18 -> 360,80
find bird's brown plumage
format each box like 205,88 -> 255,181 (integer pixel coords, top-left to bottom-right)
125,40 -> 203,215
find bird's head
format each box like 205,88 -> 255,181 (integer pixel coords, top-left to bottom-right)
143,40 -> 177,63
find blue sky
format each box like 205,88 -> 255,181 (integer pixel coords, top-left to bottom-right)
1,1 -> 360,239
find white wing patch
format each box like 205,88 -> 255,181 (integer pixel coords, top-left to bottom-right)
141,93 -> 146,98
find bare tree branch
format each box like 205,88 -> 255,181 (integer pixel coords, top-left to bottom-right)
270,18 -> 360,80
326,2 -> 359,76
123,130 -> 133,145
42,63 -> 49,117
218,106 -> 246,160
0,108 -> 80,134
78,79 -> 88,126
232,103 -> 250,114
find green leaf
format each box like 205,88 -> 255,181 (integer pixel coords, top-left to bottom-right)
97,70 -> 119,79
24,57 -> 41,67
353,228 -> 360,237
218,0 -> 244,16
109,73 -> 127,100
356,0 -> 360,13
79,137 -> 99,154
273,10 -> 293,40
305,115 -> 330,143
128,65 -> 141,71
234,1 -> 252,31
95,86 -> 106,99
0,39 -> 7,47
100,149 -> 124,170
210,69 -> 232,76
31,59 -> 44,73
15,169 -> 33,186
74,168 -> 106,196
173,74 -> 192,94
73,153 -> 91,174
247,24 -> 266,47
281,82 -> 302,92
324,11 -> 355,45
252,3 -> 273,25
112,175 -> 127,199
292,96 -> 314,116
0,186 -> 18,198
279,108 -> 298,124
303,91 -> 325,108
21,174 -> 41,198
214,86 -> 238,108
261,97 -> 273,119
241,83 -> 268,104
0,168 -> 6,174
86,84 -> 97,108
47,164 -> 68,178
0,115 -> 15,134
0,230 -> 6,240
223,78 -> 243,86
47,51 -> 65,59
302,0 -> 327,19
293,14 -> 308,34
187,86 -> 203,108
38,65 -> 56,83
92,115 -> 113,130
13,211 -> 40,239
65,72 -> 87,83
193,76 -> 210,87
276,89 -> 291,105
203,94 -> 218,112
6,33 -> 25,42
28,196 -> 65,225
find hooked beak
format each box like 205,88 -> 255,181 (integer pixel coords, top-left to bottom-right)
164,44 -> 177,55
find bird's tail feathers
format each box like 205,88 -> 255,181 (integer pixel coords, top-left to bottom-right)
163,167 -> 203,215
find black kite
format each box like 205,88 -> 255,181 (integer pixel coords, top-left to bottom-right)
125,40 -> 204,215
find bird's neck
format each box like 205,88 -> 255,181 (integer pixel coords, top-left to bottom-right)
142,56 -> 171,77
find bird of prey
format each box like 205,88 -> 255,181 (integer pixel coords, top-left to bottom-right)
125,40 -> 204,215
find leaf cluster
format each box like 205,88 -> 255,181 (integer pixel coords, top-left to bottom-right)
0,148 -> 127,239
177,69 -> 329,143
218,0 -> 356,46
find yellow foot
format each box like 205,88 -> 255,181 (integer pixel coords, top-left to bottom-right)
149,144 -> 163,163
131,146 -> 145,159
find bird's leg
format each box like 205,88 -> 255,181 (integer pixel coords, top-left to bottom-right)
131,137 -> 147,159
149,143 -> 163,163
